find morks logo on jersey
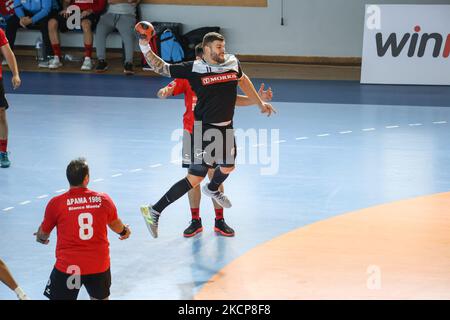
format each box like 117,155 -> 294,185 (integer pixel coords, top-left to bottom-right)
201,73 -> 238,86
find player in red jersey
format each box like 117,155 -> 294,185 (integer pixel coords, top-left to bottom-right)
157,44 -> 273,237
0,27 -> 21,168
34,158 -> 131,300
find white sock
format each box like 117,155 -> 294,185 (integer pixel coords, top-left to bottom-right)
14,287 -> 29,300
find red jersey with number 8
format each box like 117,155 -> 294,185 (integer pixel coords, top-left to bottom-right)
40,187 -> 118,275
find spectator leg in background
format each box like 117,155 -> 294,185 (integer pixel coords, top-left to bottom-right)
48,18 -> 62,58
115,14 -> 136,64
95,13 -> 116,61
5,14 -> 20,50
38,17 -> 53,57
81,18 -> 93,58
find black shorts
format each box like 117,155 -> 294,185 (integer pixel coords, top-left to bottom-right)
44,267 -> 111,300
190,122 -> 237,170
0,78 -> 8,110
48,11 -> 100,32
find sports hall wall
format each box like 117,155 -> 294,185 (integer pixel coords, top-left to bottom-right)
13,0 -> 449,58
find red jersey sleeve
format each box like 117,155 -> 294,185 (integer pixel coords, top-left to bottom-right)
172,79 -> 189,96
0,29 -> 9,48
102,194 -> 118,224
40,198 -> 58,234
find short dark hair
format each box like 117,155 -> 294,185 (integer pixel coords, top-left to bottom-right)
195,43 -> 203,57
202,32 -> 225,47
66,158 -> 89,186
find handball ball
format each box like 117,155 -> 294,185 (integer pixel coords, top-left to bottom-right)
135,21 -> 155,42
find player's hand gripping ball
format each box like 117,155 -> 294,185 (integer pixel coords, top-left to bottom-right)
135,21 -> 155,42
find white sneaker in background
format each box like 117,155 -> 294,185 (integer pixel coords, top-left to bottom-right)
81,57 -> 93,71
48,56 -> 63,69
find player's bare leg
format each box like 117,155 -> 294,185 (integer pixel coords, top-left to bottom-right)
0,108 -> 10,168
0,259 -> 29,300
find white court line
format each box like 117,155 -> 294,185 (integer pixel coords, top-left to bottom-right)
273,140 -> 286,144
55,189 -> 66,193
252,144 -> 266,148
386,125 -> 400,129
130,168 -> 143,173
111,173 -> 123,178
149,164 -> 162,168
362,128 -> 376,131
92,178 -> 104,183
295,137 -> 309,140
19,201 -> 31,205
409,123 -> 423,127
433,121 -> 447,124
339,131 -> 352,134
317,134 -> 330,137
3,207 -> 14,212
37,195 -> 48,199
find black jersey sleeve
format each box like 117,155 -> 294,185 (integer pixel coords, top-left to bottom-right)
169,61 -> 194,79
237,60 -> 244,79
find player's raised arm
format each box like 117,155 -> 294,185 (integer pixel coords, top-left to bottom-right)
236,83 -> 273,107
135,21 -> 171,77
238,74 -> 276,116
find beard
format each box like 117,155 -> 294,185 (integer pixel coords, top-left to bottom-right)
210,51 -> 225,64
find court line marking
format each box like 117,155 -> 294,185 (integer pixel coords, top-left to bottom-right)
3,119 -> 448,210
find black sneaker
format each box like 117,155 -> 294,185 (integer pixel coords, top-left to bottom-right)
95,59 -> 108,73
183,219 -> 203,238
214,219 -> 235,237
124,62 -> 134,75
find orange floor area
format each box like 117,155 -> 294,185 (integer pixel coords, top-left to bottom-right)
195,192 -> 450,300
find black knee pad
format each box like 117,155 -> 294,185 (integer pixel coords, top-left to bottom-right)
188,164 -> 209,177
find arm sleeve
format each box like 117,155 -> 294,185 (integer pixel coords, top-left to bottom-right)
31,0 -> 51,24
169,62 -> 194,80
14,0 -> 25,18
0,30 -> 9,47
103,194 -> 118,224
172,79 -> 188,96
40,199 -> 58,234
237,61 -> 243,80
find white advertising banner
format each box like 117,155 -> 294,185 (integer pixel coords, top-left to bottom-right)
361,5 -> 450,85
